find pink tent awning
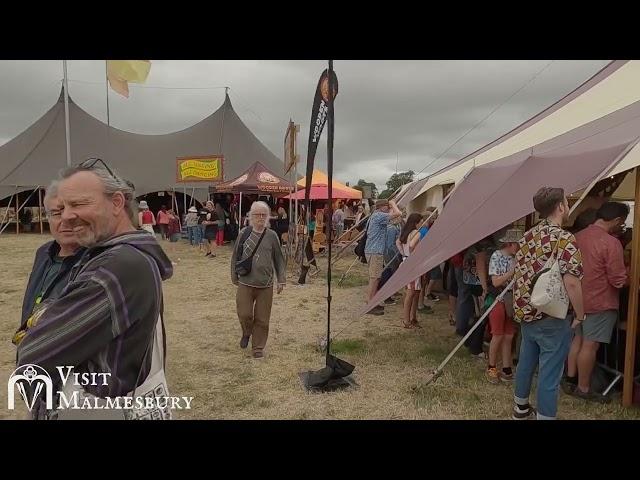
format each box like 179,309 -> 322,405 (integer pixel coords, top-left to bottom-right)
285,184 -> 362,200
364,98 -> 640,314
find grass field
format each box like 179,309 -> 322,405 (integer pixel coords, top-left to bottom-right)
1,234 -> 638,420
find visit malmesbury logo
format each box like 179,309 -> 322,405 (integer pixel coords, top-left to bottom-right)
7,364 -> 193,416
8,364 -> 53,411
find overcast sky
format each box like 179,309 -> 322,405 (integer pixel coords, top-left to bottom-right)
0,60 -> 610,191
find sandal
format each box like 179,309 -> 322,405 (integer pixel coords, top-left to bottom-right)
402,322 -> 416,329
411,319 -> 423,329
448,313 -> 455,326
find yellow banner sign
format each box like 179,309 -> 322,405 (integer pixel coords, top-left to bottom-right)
176,156 -> 224,182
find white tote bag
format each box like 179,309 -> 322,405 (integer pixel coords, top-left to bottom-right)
529,241 -> 570,320
54,313 -> 171,420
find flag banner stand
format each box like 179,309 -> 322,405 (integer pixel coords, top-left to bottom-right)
299,61 -> 356,393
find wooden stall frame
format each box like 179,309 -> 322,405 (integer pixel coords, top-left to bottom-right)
623,166 -> 640,406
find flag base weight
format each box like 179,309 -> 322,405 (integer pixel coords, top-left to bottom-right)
299,353 -> 357,392
299,371 -> 358,392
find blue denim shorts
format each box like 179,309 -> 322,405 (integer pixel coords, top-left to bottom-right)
429,265 -> 443,280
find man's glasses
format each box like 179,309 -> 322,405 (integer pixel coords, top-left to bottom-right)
251,213 -> 268,218
77,157 -> 135,190
79,157 -> 115,176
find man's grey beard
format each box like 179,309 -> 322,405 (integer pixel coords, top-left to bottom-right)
75,225 -> 113,248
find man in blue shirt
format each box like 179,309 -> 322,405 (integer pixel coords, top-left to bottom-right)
364,199 -> 401,315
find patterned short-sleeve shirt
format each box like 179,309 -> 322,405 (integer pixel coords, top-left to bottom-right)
513,219 -> 584,323
489,249 -> 515,292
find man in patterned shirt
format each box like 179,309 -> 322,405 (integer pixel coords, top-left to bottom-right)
511,187 -> 585,420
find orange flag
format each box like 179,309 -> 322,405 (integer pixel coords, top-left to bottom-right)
106,60 -> 152,98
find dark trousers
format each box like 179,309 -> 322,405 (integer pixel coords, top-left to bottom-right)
456,280 -> 484,350
454,271 -> 474,336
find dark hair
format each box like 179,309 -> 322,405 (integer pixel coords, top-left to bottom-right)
573,208 -> 597,232
596,201 -> 630,222
399,213 -> 423,244
533,187 -> 565,218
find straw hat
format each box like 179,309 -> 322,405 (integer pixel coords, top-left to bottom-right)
188,206 -> 198,213
499,229 -> 524,244
138,200 -> 149,210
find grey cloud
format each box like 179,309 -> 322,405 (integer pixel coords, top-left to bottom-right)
0,60 -> 610,192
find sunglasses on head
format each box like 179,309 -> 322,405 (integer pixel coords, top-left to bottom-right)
77,158 -> 135,190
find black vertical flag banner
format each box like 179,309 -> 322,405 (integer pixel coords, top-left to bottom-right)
300,61 -> 355,392
304,69 -> 339,203
298,68 -> 339,285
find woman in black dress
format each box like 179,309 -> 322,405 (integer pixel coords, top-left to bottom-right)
202,201 -> 219,257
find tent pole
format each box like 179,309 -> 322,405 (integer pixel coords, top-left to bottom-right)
105,61 -> 111,126
172,188 -> 181,231
294,155 -> 299,240
0,188 -> 17,232
288,171 -> 293,240
184,187 -> 187,217
15,190 -> 19,235
104,60 -> 112,161
38,187 -> 43,234
1,187 -> 39,236
63,60 -> 71,166
239,192 -> 243,227
623,166 -> 640,407
219,87 -> 228,153
6,185 -> 40,235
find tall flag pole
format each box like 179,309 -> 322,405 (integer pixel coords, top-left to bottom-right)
105,61 -> 111,126
325,59 -> 335,363
62,60 -> 71,166
104,61 -> 111,162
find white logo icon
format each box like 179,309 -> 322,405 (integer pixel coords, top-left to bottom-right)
258,172 -> 280,184
8,364 -> 53,411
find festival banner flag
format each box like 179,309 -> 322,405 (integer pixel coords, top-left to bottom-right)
107,60 -> 152,98
304,68 -> 338,203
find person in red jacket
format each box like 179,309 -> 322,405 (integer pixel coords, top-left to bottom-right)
564,202 -> 629,402
156,205 -> 170,240
165,209 -> 181,265
138,200 -> 156,235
